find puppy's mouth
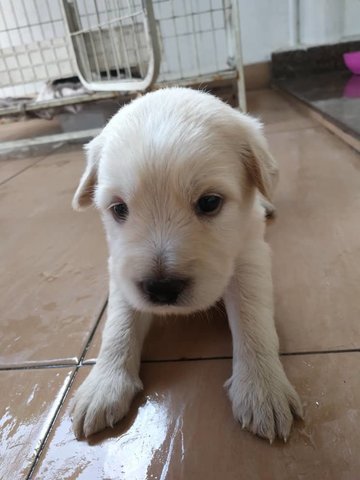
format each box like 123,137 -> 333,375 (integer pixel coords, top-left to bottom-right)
142,302 -> 194,316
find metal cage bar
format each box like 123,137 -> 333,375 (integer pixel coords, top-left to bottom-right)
0,0 -> 245,113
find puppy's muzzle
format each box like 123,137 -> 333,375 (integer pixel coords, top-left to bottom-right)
139,277 -> 190,305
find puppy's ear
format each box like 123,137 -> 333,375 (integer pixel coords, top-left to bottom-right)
239,116 -> 279,202
72,134 -> 103,211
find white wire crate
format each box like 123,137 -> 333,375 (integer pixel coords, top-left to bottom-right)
62,0 -> 160,91
0,0 -> 245,115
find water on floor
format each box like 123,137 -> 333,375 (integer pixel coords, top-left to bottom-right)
1,89 -> 360,480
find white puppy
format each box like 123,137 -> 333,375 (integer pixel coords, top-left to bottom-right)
71,87 -> 302,442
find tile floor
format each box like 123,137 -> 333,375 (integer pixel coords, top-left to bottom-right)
0,117 -> 61,142
1,89 -> 359,480
276,72 -> 360,140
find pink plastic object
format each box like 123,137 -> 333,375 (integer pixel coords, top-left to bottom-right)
344,75 -> 360,98
343,51 -> 360,75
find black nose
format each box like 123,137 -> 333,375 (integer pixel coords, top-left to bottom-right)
140,277 -> 189,305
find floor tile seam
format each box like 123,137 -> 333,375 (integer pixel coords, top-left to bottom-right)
26,298 -> 108,479
26,365 -> 80,480
280,348 -> 360,356
22,349 -> 360,477
0,297 -> 107,372
0,363 -> 77,371
0,144 -> 64,187
1,347 -> 357,371
78,298 -> 108,366
80,348 -> 360,367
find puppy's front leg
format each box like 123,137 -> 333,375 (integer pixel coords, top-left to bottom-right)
224,240 -> 302,442
72,285 -> 152,439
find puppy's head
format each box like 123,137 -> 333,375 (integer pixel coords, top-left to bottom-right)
73,88 -> 277,315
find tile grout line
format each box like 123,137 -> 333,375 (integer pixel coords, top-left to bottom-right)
26,366 -> 79,480
0,363 -> 78,371
280,348 -> 360,356
1,347 -> 359,372
19,340 -> 360,478
0,298 -> 108,372
25,298 -> 108,480
83,347 -> 360,366
2,346 -> 360,372
78,298 -> 108,366
0,143 -> 64,187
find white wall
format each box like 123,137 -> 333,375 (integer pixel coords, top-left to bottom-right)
238,0 -> 292,64
344,0 -> 360,38
239,0 -> 360,65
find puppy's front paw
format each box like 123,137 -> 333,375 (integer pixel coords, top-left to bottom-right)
226,362 -> 303,443
71,368 -> 142,439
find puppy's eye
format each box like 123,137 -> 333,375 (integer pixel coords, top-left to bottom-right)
110,202 -> 129,222
196,195 -> 223,216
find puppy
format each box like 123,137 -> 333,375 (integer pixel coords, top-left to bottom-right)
71,87 -> 302,442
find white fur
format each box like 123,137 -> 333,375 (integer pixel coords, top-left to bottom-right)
71,87 -> 302,441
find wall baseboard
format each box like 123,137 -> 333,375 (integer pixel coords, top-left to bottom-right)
244,62 -> 271,90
